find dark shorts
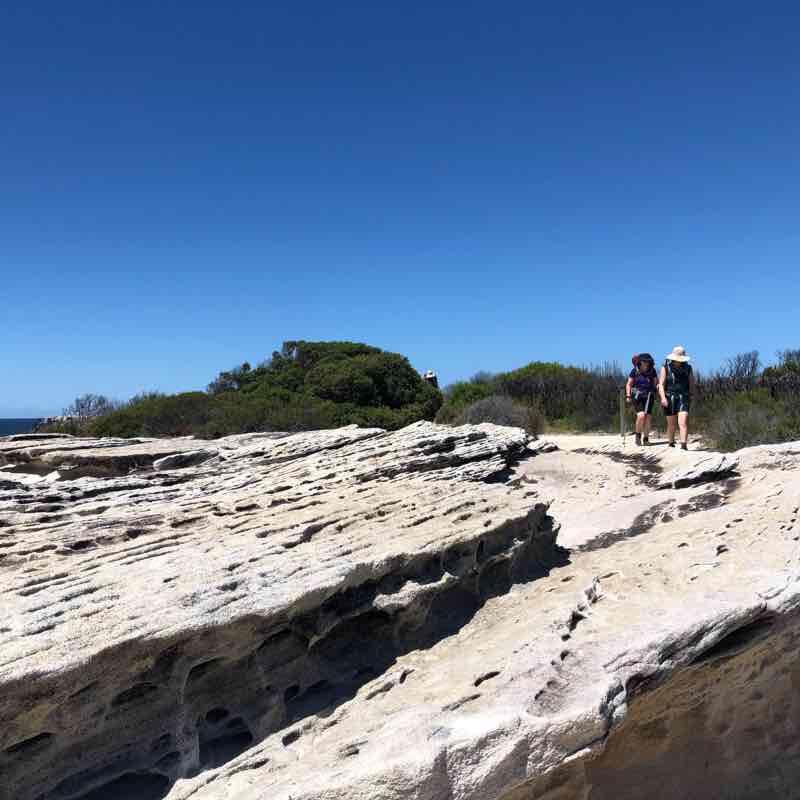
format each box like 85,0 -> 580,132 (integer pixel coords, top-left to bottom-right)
664,393 -> 691,415
632,390 -> 655,414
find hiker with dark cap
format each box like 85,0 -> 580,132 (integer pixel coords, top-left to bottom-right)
659,346 -> 694,450
626,353 -> 658,446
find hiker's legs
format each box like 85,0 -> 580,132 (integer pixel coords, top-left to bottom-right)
678,411 -> 689,445
666,415 -> 677,444
635,412 -> 646,434
643,413 -> 652,436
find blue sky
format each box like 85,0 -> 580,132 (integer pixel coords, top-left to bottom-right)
2,2 -> 799,416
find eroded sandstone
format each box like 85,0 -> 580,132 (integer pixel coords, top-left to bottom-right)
2,427 -> 799,800
0,423 -> 558,800
167,435 -> 800,800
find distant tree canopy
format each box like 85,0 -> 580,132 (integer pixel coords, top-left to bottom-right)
71,341 -> 442,439
763,349 -> 800,380
208,342 -> 432,410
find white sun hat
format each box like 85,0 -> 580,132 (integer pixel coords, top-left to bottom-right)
665,345 -> 691,362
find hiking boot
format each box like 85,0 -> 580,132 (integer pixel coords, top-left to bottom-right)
680,442 -> 688,451
642,436 -> 650,446
668,441 -> 676,448
635,433 -> 642,446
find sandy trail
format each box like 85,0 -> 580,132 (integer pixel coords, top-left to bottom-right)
515,433 -> 722,549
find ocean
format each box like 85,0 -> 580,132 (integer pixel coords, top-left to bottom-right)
0,419 -> 42,437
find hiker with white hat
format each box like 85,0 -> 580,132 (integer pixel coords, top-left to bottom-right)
659,346 -> 694,450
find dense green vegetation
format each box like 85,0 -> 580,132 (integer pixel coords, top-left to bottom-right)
692,350 -> 800,450
43,344 -> 800,451
437,362 -> 622,432
52,341 -> 442,438
437,350 -> 800,450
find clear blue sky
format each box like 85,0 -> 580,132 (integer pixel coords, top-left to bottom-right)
3,2 -> 799,416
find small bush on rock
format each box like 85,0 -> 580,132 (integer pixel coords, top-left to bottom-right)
696,389 -> 800,451
456,395 -> 544,435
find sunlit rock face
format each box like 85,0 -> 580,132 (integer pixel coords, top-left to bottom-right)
0,422 -> 558,800
2,426 -> 800,800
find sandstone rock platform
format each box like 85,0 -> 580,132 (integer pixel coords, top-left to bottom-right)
2,425 -> 799,800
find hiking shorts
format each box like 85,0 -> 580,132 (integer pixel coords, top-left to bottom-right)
632,390 -> 655,415
664,393 -> 691,416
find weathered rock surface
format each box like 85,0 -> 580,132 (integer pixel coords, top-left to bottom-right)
524,439 -> 558,455
0,422 -> 557,800
2,427 -> 800,800
656,451 -> 740,490
0,435 -> 218,480
153,450 -> 218,471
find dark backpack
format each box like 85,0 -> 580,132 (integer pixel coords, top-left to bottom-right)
665,360 -> 691,394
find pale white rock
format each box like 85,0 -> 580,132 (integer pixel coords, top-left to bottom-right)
165,432 -> 800,800
153,449 -> 218,470
656,452 -> 740,490
2,426 -> 800,800
525,439 -> 559,455
0,422 -> 554,800
0,434 -> 219,479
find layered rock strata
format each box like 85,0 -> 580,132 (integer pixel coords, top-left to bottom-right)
163,435 -> 800,800
3,427 -> 800,800
0,423 -> 559,800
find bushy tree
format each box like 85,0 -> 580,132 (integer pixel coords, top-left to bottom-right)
64,393 -> 117,419
207,362 -> 253,394
75,341 -> 442,438
723,351 -> 761,382
437,361 -> 623,431
306,360 -> 380,406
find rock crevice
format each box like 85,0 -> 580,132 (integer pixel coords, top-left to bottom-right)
4,428 -> 800,800
0,422 -> 558,800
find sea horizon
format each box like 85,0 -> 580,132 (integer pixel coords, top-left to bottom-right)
0,418 -> 43,437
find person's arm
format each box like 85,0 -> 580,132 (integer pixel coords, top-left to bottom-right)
625,376 -> 634,402
659,366 -> 668,406
689,367 -> 695,397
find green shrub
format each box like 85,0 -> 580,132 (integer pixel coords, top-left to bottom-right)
91,392 -> 213,438
36,419 -> 88,436
691,349 -> 800,449
199,389 -> 341,437
456,395 -> 544,435
304,352 -> 428,410
437,380 -> 494,422
437,362 -> 622,432
695,389 -> 800,451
